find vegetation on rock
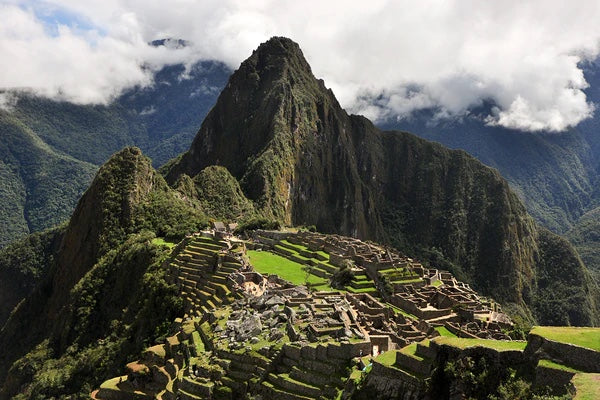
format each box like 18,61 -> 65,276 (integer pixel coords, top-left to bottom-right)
0,147 -> 206,398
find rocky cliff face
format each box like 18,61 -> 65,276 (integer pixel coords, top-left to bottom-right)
166,37 -> 598,326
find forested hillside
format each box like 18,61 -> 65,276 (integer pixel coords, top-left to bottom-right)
0,60 -> 229,247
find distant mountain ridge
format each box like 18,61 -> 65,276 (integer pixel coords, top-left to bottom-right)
0,59 -> 230,247
380,59 -> 600,276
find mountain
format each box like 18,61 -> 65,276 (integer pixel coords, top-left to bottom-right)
0,147 -> 207,398
378,59 -> 600,277
165,37 -> 599,326
0,58 -> 230,248
567,206 -> 600,281
0,36 -> 598,398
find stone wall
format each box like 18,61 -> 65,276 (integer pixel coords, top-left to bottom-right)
525,334 -> 600,373
355,362 -> 425,400
534,364 -> 575,393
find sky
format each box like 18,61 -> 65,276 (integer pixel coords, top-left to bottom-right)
1,1 -> 600,132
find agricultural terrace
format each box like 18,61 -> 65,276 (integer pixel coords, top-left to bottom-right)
530,326 -> 600,352
572,373 -> 600,400
152,237 -> 176,249
247,250 -> 333,290
434,337 -> 527,351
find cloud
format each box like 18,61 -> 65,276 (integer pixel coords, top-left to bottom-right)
2,1 -> 600,131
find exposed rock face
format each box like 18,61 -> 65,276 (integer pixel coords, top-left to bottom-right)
165,37 -> 597,325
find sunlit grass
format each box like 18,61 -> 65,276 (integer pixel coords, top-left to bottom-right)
530,326 -> 600,352
151,237 -> 176,249
434,337 -> 527,351
248,250 -> 331,288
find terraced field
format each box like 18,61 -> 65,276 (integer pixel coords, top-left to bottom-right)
433,337 -> 527,351
247,250 -> 330,288
169,235 -> 244,317
530,326 -> 600,351
345,270 -> 378,295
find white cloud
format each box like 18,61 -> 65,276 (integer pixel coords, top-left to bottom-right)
2,0 -> 600,131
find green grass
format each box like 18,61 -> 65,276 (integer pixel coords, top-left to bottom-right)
100,376 -> 127,390
152,237 -> 176,249
248,250 -> 321,286
434,337 -> 527,351
431,280 -> 443,287
315,250 -> 330,259
374,350 -> 397,366
530,326 -> 600,352
572,373 -> 600,400
192,331 -> 205,354
537,359 -> 581,373
349,367 -> 362,382
309,281 -> 335,291
434,326 -> 456,337
387,303 -> 418,320
280,240 -> 308,251
390,277 -> 423,284
399,343 -> 420,358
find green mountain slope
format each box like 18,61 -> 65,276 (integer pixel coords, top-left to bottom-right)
166,37 -> 599,326
0,226 -> 64,327
381,115 -> 597,235
568,206 -> 600,280
0,113 -> 96,247
0,147 -> 207,398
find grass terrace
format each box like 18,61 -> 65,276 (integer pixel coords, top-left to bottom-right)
378,267 -> 420,282
434,337 -> 527,351
537,359 -> 581,373
434,326 -> 456,337
280,239 -> 308,252
152,237 -> 176,249
247,250 -> 333,289
373,349 -> 397,366
530,326 -> 600,352
572,373 -> 600,400
430,280 -> 443,287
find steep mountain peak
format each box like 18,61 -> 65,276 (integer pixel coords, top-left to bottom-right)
244,36 -> 314,78
164,37 -> 341,214
164,38 -> 598,326
49,147 -> 155,312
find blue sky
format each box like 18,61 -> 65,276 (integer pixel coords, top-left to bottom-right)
27,2 -> 104,37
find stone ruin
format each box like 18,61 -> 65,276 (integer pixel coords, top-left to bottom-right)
250,230 -> 513,343
91,228 -> 522,400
